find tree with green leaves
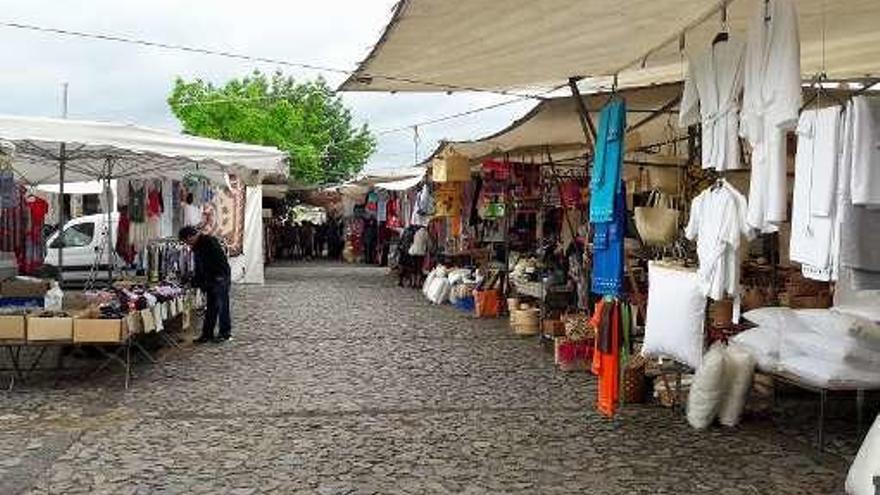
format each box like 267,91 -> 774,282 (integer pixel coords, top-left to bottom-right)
168,71 -> 376,185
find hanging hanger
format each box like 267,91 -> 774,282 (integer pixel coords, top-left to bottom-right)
763,0 -> 771,23
712,6 -> 729,45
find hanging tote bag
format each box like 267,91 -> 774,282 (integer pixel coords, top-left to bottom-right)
634,190 -> 679,246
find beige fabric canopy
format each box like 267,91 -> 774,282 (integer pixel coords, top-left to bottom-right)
341,0 -> 880,93
429,84 -> 686,164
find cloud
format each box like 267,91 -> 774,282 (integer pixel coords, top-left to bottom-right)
0,0 -> 530,170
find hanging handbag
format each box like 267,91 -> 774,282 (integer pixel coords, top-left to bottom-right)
634,190 -> 680,246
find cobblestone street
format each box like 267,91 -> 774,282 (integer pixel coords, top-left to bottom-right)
0,263 -> 851,494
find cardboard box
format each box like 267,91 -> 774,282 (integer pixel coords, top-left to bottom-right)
0,315 -> 26,340
1,278 -> 50,298
73,319 -> 126,344
26,317 -> 73,342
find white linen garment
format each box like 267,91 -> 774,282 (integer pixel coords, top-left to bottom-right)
789,106 -> 842,281
740,0 -> 802,231
685,181 -> 754,301
850,96 -> 880,206
680,38 -> 746,171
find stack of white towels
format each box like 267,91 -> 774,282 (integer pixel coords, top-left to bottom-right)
732,307 -> 880,389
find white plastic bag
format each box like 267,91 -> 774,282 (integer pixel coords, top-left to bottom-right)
846,414 -> 880,495
718,345 -> 756,427
687,342 -> 727,429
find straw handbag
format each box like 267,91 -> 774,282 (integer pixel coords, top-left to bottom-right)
634,190 -> 679,246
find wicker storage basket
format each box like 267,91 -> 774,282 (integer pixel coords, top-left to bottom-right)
510,308 -> 540,336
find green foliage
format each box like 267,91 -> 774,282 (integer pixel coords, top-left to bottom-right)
167,71 -> 376,185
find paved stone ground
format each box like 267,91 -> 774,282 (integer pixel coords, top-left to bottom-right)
0,263 -> 866,494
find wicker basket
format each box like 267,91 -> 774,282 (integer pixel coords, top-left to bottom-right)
623,355 -> 648,404
510,308 -> 540,336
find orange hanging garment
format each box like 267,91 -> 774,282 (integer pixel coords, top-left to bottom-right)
596,300 -> 621,418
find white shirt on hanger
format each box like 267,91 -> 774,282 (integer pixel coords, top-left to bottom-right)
183,203 -> 202,227
686,181 -> 753,301
740,0 -> 802,231
679,37 -> 746,171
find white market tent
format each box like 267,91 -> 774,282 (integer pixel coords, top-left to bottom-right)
340,0 -> 880,93
0,114 -> 289,285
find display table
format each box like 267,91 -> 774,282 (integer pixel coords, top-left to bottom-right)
0,292 -> 196,390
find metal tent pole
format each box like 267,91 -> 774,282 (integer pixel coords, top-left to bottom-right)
57,143 -> 65,284
105,158 -> 114,285
57,82 -> 69,284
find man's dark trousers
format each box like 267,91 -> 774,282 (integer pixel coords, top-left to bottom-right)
201,277 -> 231,339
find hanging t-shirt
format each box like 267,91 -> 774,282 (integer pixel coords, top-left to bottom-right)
24,196 -> 49,274
0,169 -> 16,209
183,203 -> 202,228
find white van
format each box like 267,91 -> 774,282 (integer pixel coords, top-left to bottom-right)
44,213 -> 125,284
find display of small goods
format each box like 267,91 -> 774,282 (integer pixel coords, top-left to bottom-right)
0,275 -> 192,344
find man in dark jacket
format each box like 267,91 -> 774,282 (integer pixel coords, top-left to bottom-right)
179,226 -> 232,343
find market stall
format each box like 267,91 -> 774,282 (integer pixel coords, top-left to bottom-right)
343,0 -> 880,471
0,115 -> 287,387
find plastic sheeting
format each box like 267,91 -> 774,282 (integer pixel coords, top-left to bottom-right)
341,0 -> 880,93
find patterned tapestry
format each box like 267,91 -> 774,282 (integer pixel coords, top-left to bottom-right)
202,175 -> 246,257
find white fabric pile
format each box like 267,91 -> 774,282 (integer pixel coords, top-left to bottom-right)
686,342 -> 756,429
733,307 -> 880,389
422,265 -> 477,305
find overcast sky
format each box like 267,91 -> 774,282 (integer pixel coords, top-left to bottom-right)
0,0 -> 535,171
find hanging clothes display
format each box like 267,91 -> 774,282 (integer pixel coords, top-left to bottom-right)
0,184 -> 26,270
591,182 -> 627,296
789,106 -> 842,281
116,206 -> 135,264
0,169 -> 15,209
591,297 -> 627,418
838,99 -> 880,290
410,183 -> 433,227
685,180 -> 753,301
740,0 -> 802,231
589,98 -> 626,223
850,96 -> 880,206
23,194 -> 49,274
679,37 -> 746,170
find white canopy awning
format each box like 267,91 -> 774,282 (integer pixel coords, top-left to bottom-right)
341,0 -> 880,93
0,115 -> 288,185
374,174 -> 424,191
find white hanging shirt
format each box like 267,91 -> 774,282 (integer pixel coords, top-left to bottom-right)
408,227 -> 429,256
679,37 -> 746,171
850,96 -> 880,206
740,0 -> 802,231
183,203 -> 203,227
685,181 -> 754,300
789,106 -> 842,281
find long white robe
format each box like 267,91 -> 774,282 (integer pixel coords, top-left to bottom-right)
789,106 -> 841,281
740,0 -> 802,231
680,38 -> 746,171
850,96 -> 880,206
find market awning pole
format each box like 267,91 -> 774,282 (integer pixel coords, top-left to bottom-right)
57,143 -> 65,284
57,82 -> 68,284
567,77 -> 596,150
105,157 -> 114,285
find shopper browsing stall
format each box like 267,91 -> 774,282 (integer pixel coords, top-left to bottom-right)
179,226 -> 232,343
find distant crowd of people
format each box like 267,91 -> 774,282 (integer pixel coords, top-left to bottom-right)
271,218 -> 344,261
